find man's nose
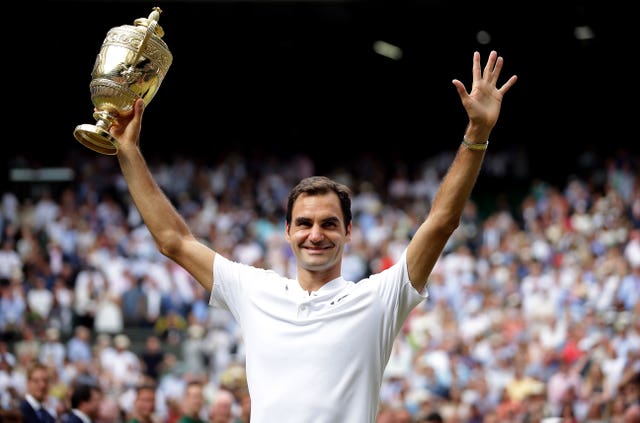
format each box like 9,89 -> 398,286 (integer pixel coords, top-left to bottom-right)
308,225 -> 324,242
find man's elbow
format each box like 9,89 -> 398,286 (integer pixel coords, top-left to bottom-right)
155,232 -> 187,260
428,208 -> 462,236
437,217 -> 460,240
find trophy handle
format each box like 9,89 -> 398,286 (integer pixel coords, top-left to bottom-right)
130,8 -> 161,71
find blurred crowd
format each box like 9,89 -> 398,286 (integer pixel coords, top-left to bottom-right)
0,147 -> 639,422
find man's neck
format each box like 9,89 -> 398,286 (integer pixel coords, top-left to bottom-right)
298,272 -> 338,292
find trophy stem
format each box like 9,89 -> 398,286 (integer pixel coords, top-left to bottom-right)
73,123 -> 119,155
73,109 -> 119,155
94,111 -> 114,130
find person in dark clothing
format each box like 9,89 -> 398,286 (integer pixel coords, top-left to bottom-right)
140,335 -> 165,381
18,362 -> 56,423
60,383 -> 103,423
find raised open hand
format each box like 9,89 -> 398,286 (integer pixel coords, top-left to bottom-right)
452,50 -> 517,133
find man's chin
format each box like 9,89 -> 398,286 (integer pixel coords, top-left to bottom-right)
301,258 -> 332,272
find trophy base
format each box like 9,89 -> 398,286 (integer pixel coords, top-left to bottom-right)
73,124 -> 119,155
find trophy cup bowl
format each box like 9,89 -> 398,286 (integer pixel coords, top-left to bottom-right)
74,7 -> 173,155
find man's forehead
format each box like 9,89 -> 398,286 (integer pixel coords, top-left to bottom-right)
294,192 -> 339,206
292,193 -> 342,217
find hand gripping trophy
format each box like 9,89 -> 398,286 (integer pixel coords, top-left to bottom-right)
74,7 -> 172,155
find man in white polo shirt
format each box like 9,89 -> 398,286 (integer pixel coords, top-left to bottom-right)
110,50 -> 517,422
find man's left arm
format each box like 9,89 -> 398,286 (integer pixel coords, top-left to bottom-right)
407,50 -> 517,293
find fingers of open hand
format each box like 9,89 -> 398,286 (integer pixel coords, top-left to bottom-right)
498,74 -> 518,95
465,50 -> 517,98
452,79 -> 468,100
472,51 -> 482,82
482,51 -> 502,85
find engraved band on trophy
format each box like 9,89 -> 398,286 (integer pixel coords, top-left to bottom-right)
73,7 -> 173,155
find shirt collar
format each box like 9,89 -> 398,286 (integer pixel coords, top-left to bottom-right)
291,276 -> 350,297
25,394 -> 42,411
72,409 -> 92,423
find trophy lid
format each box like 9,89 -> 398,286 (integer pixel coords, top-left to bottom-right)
134,7 -> 166,38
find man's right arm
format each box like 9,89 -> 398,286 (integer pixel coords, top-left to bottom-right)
112,99 -> 215,291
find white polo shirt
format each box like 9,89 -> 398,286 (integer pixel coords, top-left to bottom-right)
210,249 -> 426,423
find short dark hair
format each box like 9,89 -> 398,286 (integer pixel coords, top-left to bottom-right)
70,383 -> 101,409
423,411 -> 444,423
136,383 -> 157,396
286,176 -> 352,232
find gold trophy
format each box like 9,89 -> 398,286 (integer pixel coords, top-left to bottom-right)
74,7 -> 173,155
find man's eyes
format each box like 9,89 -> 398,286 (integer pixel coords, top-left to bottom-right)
295,221 -> 337,228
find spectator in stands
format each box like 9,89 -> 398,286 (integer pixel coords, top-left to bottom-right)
60,383 -> 103,423
39,327 -> 65,370
95,394 -> 123,423
126,384 -> 158,423
0,276 -> 26,341
110,334 -> 141,390
18,362 -> 57,422
0,239 -> 22,281
107,50 -> 516,423
140,334 -> 165,382
420,411 -> 444,423
177,380 -> 207,423
0,347 -> 20,411
208,390 -> 235,423
121,274 -> 150,327
66,325 -> 93,365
